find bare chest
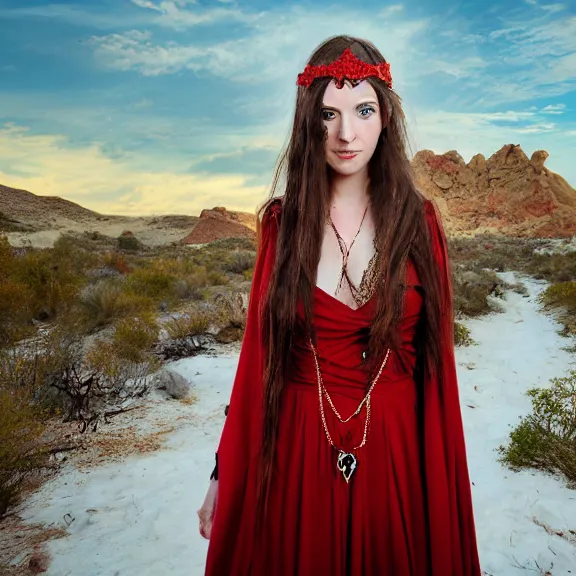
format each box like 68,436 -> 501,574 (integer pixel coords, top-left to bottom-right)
316,220 -> 377,310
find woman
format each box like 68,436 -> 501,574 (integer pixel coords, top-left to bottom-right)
198,35 -> 482,575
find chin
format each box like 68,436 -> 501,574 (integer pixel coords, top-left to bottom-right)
328,161 -> 368,178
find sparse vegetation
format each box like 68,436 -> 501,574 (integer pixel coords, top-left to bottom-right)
454,321 -> 474,347
164,309 -> 214,340
499,370 -> 576,488
537,281 -> 576,336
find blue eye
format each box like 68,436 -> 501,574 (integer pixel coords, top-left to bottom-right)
359,106 -> 375,117
322,109 -> 335,120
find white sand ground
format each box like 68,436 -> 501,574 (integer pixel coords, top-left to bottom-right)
11,272 -> 576,575
5,215 -> 196,248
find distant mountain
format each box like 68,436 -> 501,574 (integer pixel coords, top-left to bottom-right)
0,184 -> 103,231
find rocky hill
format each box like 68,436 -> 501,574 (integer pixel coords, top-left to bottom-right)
412,144 -> 576,238
0,184 -> 198,248
181,207 -> 256,245
0,184 -> 103,232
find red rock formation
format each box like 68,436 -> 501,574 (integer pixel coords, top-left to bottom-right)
412,144 -> 576,237
181,207 -> 256,245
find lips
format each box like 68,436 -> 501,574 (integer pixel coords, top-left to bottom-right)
335,150 -> 360,159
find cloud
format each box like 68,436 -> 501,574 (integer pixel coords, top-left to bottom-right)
0,124 -> 270,215
85,3 -> 576,110
541,3 -> 566,13
128,0 -> 261,29
541,104 -> 566,114
379,4 -> 404,17
0,3 -> 146,30
89,5 -> 429,92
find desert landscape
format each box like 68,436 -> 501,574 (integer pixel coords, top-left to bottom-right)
1,143 -> 576,575
3,144 -> 576,252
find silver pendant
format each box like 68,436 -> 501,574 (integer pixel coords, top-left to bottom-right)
337,451 -> 357,483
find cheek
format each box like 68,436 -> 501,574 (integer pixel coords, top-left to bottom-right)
362,120 -> 382,147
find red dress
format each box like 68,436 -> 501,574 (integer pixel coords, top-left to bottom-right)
204,198 -> 481,575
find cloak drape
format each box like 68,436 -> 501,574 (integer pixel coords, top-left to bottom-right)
204,197 -> 481,575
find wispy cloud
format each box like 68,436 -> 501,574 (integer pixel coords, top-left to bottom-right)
541,103 -> 567,114
128,0 -> 262,28
85,3 -> 576,109
0,3 -> 145,29
89,5 -> 429,90
541,3 -> 566,13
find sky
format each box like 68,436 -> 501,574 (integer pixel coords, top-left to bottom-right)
0,0 -> 575,216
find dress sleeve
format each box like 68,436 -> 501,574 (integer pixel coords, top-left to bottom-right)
205,199 -> 281,573
422,199 -> 482,575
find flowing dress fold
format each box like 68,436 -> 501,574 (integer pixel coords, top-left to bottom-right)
204,198 -> 481,575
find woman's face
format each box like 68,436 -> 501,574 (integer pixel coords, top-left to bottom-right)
322,80 -> 382,178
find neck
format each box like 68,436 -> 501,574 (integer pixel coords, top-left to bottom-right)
329,168 -> 370,207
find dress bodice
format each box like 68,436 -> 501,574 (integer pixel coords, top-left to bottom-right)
288,258 -> 423,397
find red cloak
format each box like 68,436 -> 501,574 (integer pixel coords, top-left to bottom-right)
204,197 -> 481,575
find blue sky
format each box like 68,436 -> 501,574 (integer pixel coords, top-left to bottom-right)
0,0 -> 575,216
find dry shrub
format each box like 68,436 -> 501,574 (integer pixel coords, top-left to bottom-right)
0,385 -> 47,515
76,280 -> 154,331
498,370 -> 576,487
124,267 -> 176,300
454,321 -> 474,347
214,292 -> 247,343
223,250 -> 256,274
207,271 -> 229,286
538,281 -> 576,314
113,315 -> 159,362
104,251 -> 130,275
11,240 -> 87,321
172,268 -> 210,300
452,267 -> 504,317
0,349 -> 49,515
117,233 -> 142,251
526,251 -> 576,283
537,281 -> 576,336
0,279 -> 34,347
164,309 -> 213,339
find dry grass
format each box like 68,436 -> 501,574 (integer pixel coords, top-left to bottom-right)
0,517 -> 66,576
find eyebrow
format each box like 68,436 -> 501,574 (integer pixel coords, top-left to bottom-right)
321,100 -> 379,110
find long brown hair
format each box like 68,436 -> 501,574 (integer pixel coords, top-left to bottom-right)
255,35 -> 444,520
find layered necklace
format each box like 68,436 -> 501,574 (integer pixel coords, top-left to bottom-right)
309,202 -> 389,483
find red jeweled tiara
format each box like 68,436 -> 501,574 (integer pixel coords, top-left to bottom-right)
296,48 -> 393,89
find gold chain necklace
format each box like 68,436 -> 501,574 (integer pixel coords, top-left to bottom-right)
308,336 -> 390,483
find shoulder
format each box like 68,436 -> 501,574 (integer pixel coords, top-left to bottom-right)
262,196 -> 283,220
259,196 -> 284,232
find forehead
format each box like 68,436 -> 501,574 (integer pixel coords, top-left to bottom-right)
322,80 -> 378,105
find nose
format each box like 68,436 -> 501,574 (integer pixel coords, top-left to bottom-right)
338,113 -> 356,143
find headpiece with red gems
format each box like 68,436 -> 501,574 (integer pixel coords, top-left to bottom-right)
296,48 -> 392,90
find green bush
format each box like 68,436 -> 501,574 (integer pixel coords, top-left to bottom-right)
13,244 -> 86,321
125,267 -> 176,301
223,250 -> 256,274
498,370 -> 576,487
454,322 -> 474,346
118,233 -> 142,251
538,281 -> 576,314
113,315 -> 159,362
